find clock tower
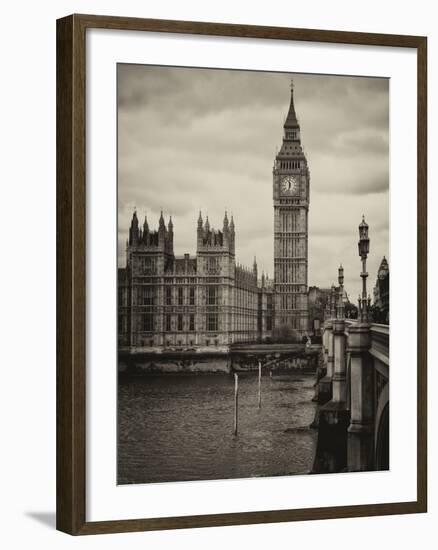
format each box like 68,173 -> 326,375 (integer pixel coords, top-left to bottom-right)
273,81 -> 310,335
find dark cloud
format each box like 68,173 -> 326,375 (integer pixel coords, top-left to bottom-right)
118,64 -> 389,300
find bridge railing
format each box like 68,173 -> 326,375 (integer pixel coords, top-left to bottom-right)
314,318 -> 389,473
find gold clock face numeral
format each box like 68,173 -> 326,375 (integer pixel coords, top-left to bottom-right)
281,175 -> 299,194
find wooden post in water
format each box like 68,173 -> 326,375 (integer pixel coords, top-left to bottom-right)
233,373 -> 239,436
258,361 -> 262,409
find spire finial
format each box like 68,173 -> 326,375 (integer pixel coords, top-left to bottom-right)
159,210 -> 165,229
284,79 -> 299,129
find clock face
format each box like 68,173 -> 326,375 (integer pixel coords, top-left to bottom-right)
281,175 -> 299,194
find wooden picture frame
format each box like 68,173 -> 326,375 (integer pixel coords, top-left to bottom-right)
56,13 -> 427,535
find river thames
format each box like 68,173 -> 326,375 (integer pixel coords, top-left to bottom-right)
118,371 -> 317,484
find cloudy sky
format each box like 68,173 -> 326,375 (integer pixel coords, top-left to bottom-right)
118,64 -> 389,301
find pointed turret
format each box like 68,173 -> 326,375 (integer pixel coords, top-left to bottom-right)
378,256 -> 389,279
205,215 -> 210,232
157,210 -> 167,251
196,211 -> 203,251
129,210 -> 139,245
284,79 -> 299,129
159,210 -> 165,229
223,210 -> 229,232
166,215 -> 174,254
359,214 -> 369,231
143,215 -> 149,234
131,210 -> 138,227
229,214 -> 235,254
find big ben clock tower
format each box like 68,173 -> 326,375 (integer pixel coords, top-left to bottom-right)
273,81 -> 310,335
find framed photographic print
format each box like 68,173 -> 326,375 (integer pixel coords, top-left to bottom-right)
56,14 -> 427,535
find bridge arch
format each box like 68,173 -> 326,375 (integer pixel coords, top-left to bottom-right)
375,383 -> 389,470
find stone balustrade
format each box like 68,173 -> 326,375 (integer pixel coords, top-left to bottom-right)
313,317 -> 389,473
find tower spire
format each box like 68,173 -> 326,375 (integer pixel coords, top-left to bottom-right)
223,210 -> 229,232
159,210 -> 165,229
284,78 -> 299,129
129,209 -> 139,245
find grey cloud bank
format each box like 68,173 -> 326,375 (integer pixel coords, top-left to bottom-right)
118,64 -> 389,301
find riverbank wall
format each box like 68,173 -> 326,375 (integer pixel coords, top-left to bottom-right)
118,344 -> 322,375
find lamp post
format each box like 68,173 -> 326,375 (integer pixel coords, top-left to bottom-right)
331,284 -> 337,318
358,216 -> 370,322
337,264 -> 345,319
347,216 -> 374,471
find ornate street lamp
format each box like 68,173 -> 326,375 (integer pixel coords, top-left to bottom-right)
337,264 -> 345,319
358,215 -> 371,322
331,284 -> 337,318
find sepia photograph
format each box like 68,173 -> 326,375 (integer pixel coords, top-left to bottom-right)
116,64 -> 390,485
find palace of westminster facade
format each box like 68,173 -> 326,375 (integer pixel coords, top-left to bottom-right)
118,83 -> 310,350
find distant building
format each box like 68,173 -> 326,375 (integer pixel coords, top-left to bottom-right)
118,82 -> 313,352
118,211 -> 274,351
308,285 -> 355,334
373,256 -> 389,324
308,286 -> 332,335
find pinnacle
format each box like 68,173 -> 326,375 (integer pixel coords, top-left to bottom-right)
284,85 -> 299,128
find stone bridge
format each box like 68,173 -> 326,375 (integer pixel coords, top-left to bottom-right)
313,317 -> 389,473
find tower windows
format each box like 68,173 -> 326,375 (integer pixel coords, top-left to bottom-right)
165,286 -> 172,305
141,313 -> 154,332
165,314 -> 171,332
189,314 -> 195,331
207,286 -> 218,305
207,313 -> 218,332
207,257 -> 219,274
189,287 -> 195,305
177,314 -> 183,331
285,130 -> 298,140
118,287 -> 126,307
141,257 -> 157,274
178,287 -> 184,305
140,286 -> 154,305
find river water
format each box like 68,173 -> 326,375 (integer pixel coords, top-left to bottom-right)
118,372 -> 317,484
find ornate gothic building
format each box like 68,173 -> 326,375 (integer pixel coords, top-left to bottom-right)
273,82 -> 310,333
118,211 -> 274,351
118,82 -> 309,352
